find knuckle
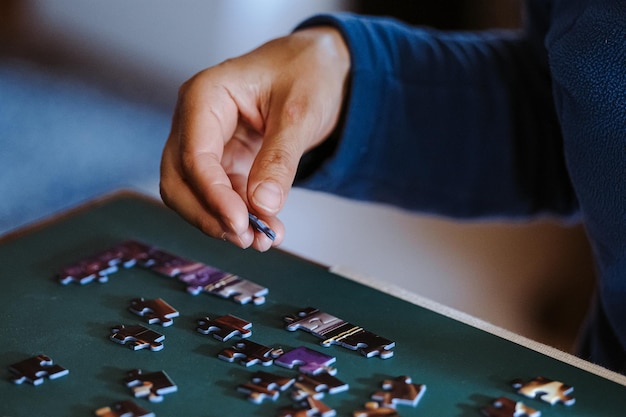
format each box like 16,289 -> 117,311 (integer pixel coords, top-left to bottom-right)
179,148 -> 197,172
158,181 -> 170,204
177,75 -> 197,101
257,147 -> 298,179
158,176 -> 176,208
193,215 -> 215,237
283,97 -> 310,124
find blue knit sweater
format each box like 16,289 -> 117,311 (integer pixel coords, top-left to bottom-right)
296,0 -> 626,373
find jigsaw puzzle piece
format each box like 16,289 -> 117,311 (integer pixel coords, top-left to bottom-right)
248,213 -> 276,241
238,381 -> 280,403
196,314 -> 252,341
353,402 -> 400,417
57,240 -> 270,304
284,307 -> 395,358
481,397 -> 541,417
9,354 -> 69,386
237,370 -> 295,403
128,297 -> 179,327
292,372 -> 349,400
58,240 -> 152,285
177,265 -> 268,304
275,346 -> 336,375
94,243 -> 134,269
284,307 -> 345,336
58,255 -> 115,285
142,248 -> 204,277
218,340 -> 282,367
114,240 -> 153,268
278,397 -> 336,417
94,400 -> 154,417
209,276 -> 268,305
322,328 -> 395,359
371,376 -> 426,409
110,324 -> 165,351
512,376 -> 575,406
124,369 -> 177,403
177,265 -> 234,295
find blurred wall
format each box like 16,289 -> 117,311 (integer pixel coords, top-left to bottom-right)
14,0 -> 353,106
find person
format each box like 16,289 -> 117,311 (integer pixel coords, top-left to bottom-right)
160,0 -> 626,374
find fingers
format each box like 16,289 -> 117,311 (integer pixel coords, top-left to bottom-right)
246,28 -> 350,218
160,27 -> 350,251
161,149 -> 281,252
250,215 -> 285,252
162,74 -> 282,250
160,135 -> 255,248
248,103 -> 311,218
160,79 -> 254,247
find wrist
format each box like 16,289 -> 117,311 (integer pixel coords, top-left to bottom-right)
288,26 -> 350,154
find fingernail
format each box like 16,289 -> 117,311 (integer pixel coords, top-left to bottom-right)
253,182 -> 282,214
239,228 -> 254,248
224,229 -> 253,249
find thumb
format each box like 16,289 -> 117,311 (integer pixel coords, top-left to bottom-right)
248,138 -> 301,217
247,39 -> 345,217
248,97 -> 323,216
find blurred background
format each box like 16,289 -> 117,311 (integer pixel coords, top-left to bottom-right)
1,0 -> 595,352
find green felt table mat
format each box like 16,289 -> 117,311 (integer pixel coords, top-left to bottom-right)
0,191 -> 624,417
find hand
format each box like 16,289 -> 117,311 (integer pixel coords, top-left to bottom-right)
160,26 -> 350,251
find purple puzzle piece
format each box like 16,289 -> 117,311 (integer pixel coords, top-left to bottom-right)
178,265 -> 267,305
115,240 -> 153,267
274,346 -> 336,375
58,240 -> 151,285
57,250 -> 121,284
143,249 -> 204,277
57,240 -> 268,305
177,265 -> 234,295
58,259 -> 106,285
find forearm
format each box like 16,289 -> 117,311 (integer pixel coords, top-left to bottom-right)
295,13 -> 578,219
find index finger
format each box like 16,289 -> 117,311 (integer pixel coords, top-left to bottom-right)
174,78 -> 251,237
160,134 -> 254,248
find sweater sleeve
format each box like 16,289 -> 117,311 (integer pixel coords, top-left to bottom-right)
294,11 -> 578,219
295,3 -> 626,374
546,0 -> 626,373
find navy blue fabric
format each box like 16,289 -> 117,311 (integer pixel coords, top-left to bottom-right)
546,0 -> 626,373
296,0 -> 626,373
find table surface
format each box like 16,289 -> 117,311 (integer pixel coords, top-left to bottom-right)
1,191 -> 625,417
